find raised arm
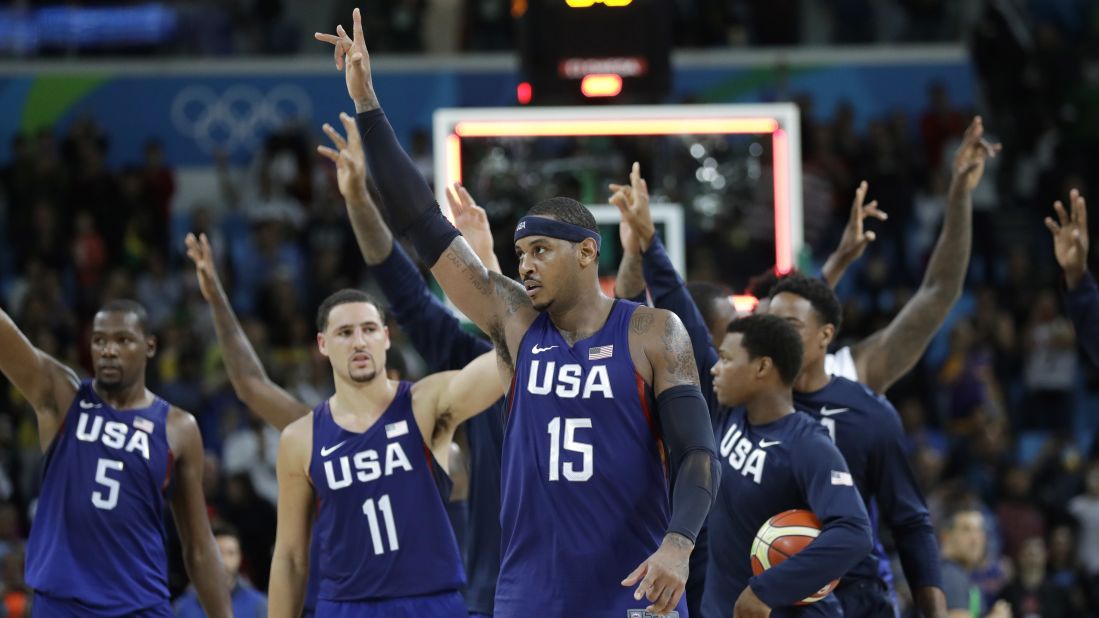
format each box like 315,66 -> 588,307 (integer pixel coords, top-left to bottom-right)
821,181 -> 887,289
0,308 -> 79,451
622,307 -> 719,615
413,351 -> 506,452
612,163 -> 718,389
167,408 -> 232,618
186,234 -> 309,431
268,417 -> 314,618
315,79 -> 535,371
1045,190 -> 1099,367
850,117 -> 1000,393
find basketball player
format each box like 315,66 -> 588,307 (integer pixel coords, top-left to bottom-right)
706,313 -> 872,618
1045,189 -> 1098,368
768,273 -> 945,617
622,117 -> 997,394
333,170 -> 505,617
185,235 -> 504,617
315,12 -> 719,616
0,301 -> 231,616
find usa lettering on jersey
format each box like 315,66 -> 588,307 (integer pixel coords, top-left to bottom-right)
718,422 -> 767,484
75,412 -> 152,460
323,441 -> 413,490
526,360 -> 614,399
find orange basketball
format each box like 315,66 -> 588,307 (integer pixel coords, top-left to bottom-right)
750,509 -> 839,605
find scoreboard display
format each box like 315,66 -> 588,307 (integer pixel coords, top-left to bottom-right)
516,0 -> 672,104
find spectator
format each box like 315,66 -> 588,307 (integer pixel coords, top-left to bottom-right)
1000,536 -> 1076,618
1068,462 -> 1099,604
939,506 -> 1011,618
174,522 -> 267,618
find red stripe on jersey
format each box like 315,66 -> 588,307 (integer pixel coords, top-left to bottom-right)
162,449 -> 175,493
505,372 -> 518,421
635,372 -> 669,480
423,442 -> 435,476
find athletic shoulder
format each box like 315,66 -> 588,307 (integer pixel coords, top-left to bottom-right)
281,411 -> 315,444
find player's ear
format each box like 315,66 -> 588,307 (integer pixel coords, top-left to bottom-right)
820,323 -> 836,349
577,238 -> 599,267
384,325 -> 391,350
317,332 -> 329,357
145,335 -> 157,359
756,356 -> 773,380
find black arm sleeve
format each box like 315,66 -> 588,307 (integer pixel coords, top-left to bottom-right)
356,109 -> 460,265
656,385 -> 720,543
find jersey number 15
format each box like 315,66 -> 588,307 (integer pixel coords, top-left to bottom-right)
547,417 -> 593,482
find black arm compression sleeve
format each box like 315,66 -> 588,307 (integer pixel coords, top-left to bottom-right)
356,109 -> 460,265
656,384 -> 721,544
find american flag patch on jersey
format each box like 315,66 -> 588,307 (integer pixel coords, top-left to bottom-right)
133,417 -> 154,433
831,470 -> 854,486
588,344 -> 614,360
385,420 -> 409,439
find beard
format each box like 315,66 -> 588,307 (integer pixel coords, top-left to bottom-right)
348,361 -> 379,384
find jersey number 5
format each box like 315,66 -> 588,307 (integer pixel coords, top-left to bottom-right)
92,458 -> 124,510
547,417 -> 593,482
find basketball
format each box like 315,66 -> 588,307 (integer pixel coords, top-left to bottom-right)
750,509 -> 839,605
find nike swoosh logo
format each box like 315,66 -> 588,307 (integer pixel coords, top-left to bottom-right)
531,345 -> 558,355
79,400 -> 101,409
320,441 -> 347,457
820,407 -> 849,417
758,440 -> 782,448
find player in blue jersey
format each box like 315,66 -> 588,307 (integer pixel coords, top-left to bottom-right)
345,179 -> 506,618
315,13 -> 720,616
185,236 -> 503,618
768,273 -> 947,617
0,300 -> 232,617
706,313 -> 872,618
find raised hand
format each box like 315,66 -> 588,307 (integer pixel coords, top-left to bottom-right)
446,182 -> 501,274
318,112 -> 368,205
621,534 -> 691,615
609,161 -> 656,252
1045,189 -> 1089,288
185,232 -> 223,303
821,181 -> 887,288
314,7 -> 377,112
952,116 -> 1001,192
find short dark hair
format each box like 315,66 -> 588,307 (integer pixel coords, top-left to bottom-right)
211,520 -> 239,540
726,314 -> 803,385
687,281 -> 732,331
770,273 -> 843,331
98,299 -> 150,336
316,289 -> 387,332
526,197 -> 598,234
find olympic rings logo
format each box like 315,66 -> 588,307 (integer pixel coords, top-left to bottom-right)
170,83 -> 313,154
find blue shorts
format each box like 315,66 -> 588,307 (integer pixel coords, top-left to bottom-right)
834,578 -> 895,618
32,592 -> 172,618
317,591 -> 467,618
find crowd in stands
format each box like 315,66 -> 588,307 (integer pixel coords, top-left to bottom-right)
0,1 -> 1097,616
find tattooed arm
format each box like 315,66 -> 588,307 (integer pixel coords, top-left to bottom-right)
624,306 -> 718,615
850,117 -> 999,393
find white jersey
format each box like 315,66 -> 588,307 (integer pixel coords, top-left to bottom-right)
824,345 -> 858,381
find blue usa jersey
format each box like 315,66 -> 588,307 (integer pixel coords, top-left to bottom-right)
795,378 -> 942,597
497,300 -> 686,618
308,381 -> 465,602
26,380 -> 174,614
703,407 -> 872,618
